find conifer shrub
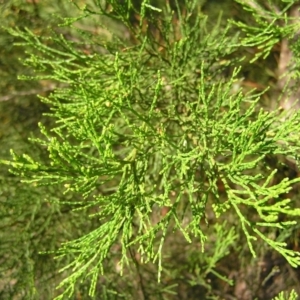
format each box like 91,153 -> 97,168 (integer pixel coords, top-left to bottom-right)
2,0 -> 300,299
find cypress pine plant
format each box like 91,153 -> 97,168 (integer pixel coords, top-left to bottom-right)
2,0 -> 300,299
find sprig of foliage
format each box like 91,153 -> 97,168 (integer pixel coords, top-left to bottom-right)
232,0 -> 300,62
273,289 -> 298,300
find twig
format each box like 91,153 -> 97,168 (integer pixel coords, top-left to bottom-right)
237,0 -> 281,17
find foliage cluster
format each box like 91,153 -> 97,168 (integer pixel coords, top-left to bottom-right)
1,0 -> 300,299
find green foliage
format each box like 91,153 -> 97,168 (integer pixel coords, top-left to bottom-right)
273,289 -> 298,300
2,0 -> 300,299
232,0 -> 300,62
